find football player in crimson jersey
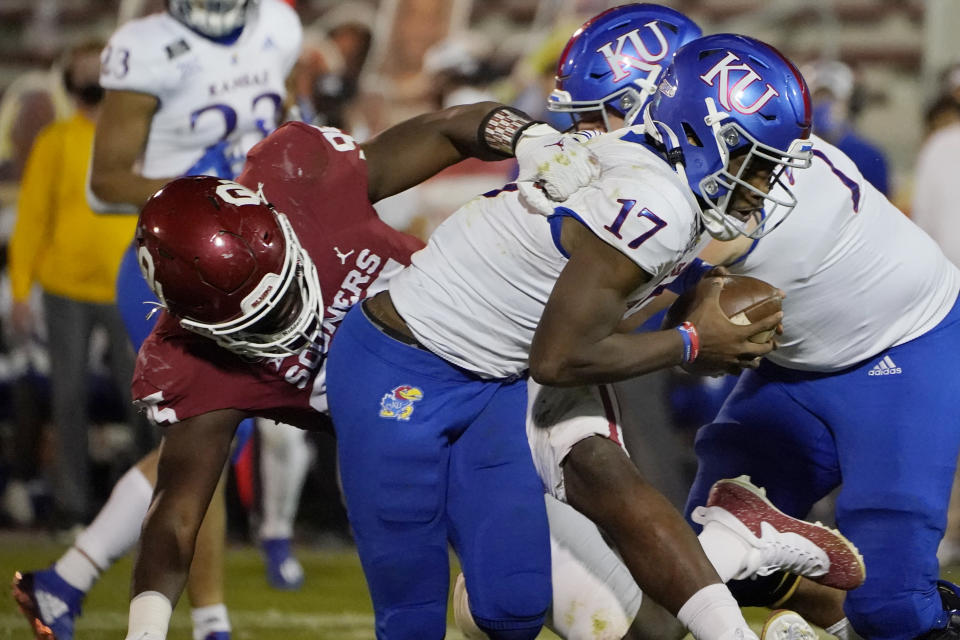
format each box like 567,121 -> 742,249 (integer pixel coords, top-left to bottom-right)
515,6 -> 960,640
88,0 -> 310,603
93,102 -> 598,640
14,5 -> 303,640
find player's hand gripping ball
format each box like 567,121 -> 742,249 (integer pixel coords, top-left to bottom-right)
665,274 -> 782,343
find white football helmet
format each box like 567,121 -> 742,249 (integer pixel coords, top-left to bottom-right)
167,0 -> 255,38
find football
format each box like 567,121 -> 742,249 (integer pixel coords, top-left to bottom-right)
664,274 -> 782,343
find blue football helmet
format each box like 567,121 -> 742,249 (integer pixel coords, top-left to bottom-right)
648,33 -> 813,240
548,4 -> 702,131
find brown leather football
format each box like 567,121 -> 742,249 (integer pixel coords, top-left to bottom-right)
664,274 -> 781,343
717,275 -> 782,343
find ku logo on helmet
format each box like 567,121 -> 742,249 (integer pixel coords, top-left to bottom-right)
596,20 -> 670,82
699,51 -> 780,115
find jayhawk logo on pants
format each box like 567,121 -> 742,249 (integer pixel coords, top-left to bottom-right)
379,385 -> 423,421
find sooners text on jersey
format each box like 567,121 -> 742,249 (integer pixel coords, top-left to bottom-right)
133,122 -> 424,428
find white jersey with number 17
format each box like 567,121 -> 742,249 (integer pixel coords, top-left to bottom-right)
389,127 -> 708,379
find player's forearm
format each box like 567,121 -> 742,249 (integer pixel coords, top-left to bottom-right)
387,101 -> 517,162
88,169 -> 170,213
615,293 -> 679,334
363,102 -> 539,202
530,329 -> 685,386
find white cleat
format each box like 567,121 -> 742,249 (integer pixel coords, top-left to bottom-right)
761,610 -> 818,640
692,475 -> 865,590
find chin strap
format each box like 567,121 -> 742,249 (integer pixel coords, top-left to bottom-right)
644,104 -> 694,201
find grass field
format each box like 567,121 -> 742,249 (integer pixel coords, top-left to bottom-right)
0,532 -> 519,640
6,531 -> 954,639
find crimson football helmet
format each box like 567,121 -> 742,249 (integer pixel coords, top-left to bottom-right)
136,176 -> 323,359
167,0 -> 254,39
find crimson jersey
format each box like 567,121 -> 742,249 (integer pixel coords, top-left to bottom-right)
132,122 -> 424,429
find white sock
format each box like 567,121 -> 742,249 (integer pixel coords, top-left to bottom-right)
191,603 -> 231,640
676,583 -> 755,640
53,547 -> 100,592
125,591 -> 172,640
825,618 -> 864,640
257,420 -> 311,540
697,519 -> 754,583
73,466 -> 154,570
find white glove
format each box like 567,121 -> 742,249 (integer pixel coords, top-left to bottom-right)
514,123 -> 601,203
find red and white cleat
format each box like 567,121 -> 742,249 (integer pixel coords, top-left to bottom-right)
692,475 -> 865,590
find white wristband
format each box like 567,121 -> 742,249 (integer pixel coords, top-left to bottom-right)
125,591 -> 172,640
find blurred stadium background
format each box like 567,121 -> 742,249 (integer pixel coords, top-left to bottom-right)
1,0 -> 960,638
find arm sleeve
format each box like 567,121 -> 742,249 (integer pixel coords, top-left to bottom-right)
8,125 -> 59,302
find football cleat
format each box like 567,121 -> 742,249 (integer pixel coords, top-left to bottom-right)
761,610 -> 818,640
920,626 -> 960,640
203,633 -> 231,640
260,538 -> 304,590
692,475 -> 865,590
12,569 -> 84,640
919,581 -> 960,638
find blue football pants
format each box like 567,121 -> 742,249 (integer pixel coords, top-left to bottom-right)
686,296 -> 960,639
116,242 -> 159,352
327,304 -> 551,640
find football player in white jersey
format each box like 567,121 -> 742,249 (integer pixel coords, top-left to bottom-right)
326,32 -> 814,640
13,2 -> 303,640
451,9 -> 863,640
512,7 -> 960,640
683,120 -> 960,640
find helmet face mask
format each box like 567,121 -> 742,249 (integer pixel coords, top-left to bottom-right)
168,0 -> 252,39
648,34 -> 814,241
548,4 -> 702,131
549,83 -> 649,131
137,177 -> 324,359
697,118 -> 814,240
